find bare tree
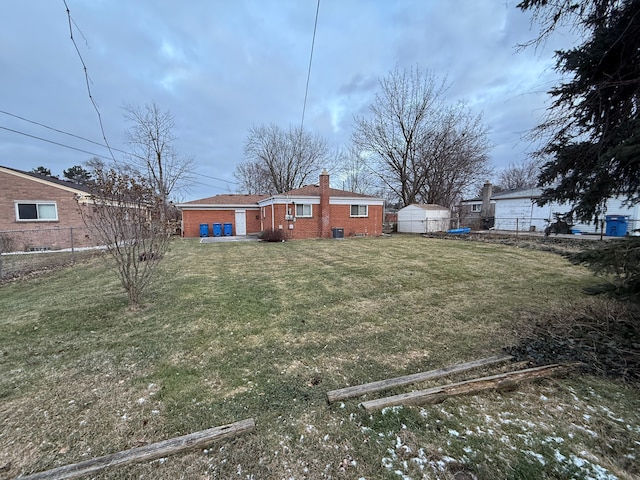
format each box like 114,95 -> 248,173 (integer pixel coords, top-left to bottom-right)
233,159 -> 274,194
79,167 -> 171,307
122,102 -> 195,214
496,158 -> 541,190
334,146 -> 379,195
352,65 -> 492,208
240,124 -> 328,193
419,105 -> 492,207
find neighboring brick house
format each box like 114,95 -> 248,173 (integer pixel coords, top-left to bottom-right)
0,165 -> 94,250
177,171 -> 385,239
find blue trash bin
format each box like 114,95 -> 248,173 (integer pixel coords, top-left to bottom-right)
605,215 -> 628,237
223,223 -> 233,236
212,223 -> 222,237
199,223 -> 209,237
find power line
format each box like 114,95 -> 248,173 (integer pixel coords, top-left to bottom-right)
63,0 -> 116,162
0,109 -> 237,184
300,0 -> 320,132
0,109 -> 135,158
0,119 -> 237,186
0,125 -> 116,161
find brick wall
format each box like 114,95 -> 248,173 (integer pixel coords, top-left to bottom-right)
262,202 -> 383,240
0,170 -> 101,248
182,208 -> 262,237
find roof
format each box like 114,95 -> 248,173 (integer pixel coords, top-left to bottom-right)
271,184 -> 379,199
491,187 -> 543,200
180,194 -> 268,206
401,203 -> 450,211
0,165 -> 91,194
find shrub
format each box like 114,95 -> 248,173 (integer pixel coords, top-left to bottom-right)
259,229 -> 286,242
570,237 -> 640,299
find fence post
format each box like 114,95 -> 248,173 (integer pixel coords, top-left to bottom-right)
70,227 -> 75,263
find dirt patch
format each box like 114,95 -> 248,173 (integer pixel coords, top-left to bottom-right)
425,231 -> 609,256
504,299 -> 640,385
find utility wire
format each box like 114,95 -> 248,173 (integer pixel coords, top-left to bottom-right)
0,120 -> 237,185
0,109 -> 134,158
0,125 -> 116,162
63,0 -> 116,162
300,0 -> 320,132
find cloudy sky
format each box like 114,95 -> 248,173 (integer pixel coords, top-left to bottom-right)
0,1 -> 576,200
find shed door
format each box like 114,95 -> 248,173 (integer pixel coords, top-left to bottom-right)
235,210 -> 247,236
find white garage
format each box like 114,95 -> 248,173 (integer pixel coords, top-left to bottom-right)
397,204 -> 451,233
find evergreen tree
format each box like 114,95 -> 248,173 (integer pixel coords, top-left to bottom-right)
519,0 -> 640,221
63,165 -> 93,185
31,166 -> 52,177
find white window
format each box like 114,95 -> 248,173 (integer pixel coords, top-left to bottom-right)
295,204 -> 312,217
350,204 -> 368,217
471,204 -> 481,212
15,202 -> 58,221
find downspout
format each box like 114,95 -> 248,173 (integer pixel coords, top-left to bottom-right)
271,202 -> 275,231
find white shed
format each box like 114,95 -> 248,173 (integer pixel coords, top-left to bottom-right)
397,204 -> 451,233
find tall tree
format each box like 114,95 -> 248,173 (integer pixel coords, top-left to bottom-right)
240,124 -> 328,194
352,65 -> 491,208
63,165 -> 93,185
519,0 -> 640,221
123,102 -> 195,214
78,167 -> 171,307
233,159 -> 274,194
496,158 -> 541,190
335,146 -> 379,195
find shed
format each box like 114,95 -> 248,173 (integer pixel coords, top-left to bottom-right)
397,204 -> 450,233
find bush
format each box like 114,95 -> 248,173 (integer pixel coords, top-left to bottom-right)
570,237 -> 640,299
258,229 -> 286,242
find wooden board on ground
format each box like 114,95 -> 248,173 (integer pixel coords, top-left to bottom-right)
326,355 -> 513,403
361,364 -> 577,412
19,418 -> 256,480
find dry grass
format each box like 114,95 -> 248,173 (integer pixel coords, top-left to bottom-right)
0,235 -> 637,479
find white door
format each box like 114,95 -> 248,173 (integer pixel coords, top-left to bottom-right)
235,210 -> 247,236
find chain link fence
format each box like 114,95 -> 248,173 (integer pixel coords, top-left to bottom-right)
0,227 -> 105,280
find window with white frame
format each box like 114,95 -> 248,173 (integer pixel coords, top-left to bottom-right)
471,204 -> 481,212
15,202 -> 58,221
350,204 -> 368,217
295,204 -> 312,217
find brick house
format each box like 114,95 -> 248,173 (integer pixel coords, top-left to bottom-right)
0,165 -> 94,250
177,171 -> 385,239
177,193 -> 267,238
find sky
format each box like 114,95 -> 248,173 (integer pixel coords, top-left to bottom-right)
0,1 -> 577,201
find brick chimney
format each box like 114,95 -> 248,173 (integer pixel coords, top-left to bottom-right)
319,170 -> 331,238
481,181 -> 492,218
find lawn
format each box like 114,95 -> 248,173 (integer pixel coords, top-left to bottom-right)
0,235 -> 638,479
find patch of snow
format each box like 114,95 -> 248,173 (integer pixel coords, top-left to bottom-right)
448,429 -> 460,437
523,450 -> 546,465
545,436 -> 565,444
570,423 -> 598,437
554,449 -> 567,462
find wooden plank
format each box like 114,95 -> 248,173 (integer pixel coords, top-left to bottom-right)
20,418 -> 255,480
326,355 -> 513,402
361,364 -> 575,412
